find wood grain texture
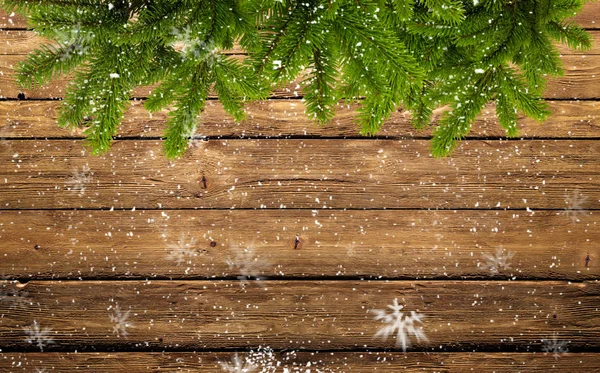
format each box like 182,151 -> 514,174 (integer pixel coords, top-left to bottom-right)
3,30 -> 599,55
1,54 -> 598,99
1,139 -> 598,210
0,280 -> 598,351
1,100 -> 599,139
0,30 -> 246,55
0,352 -> 599,372
0,210 -> 597,280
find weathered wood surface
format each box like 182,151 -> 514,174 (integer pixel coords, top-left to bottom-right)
1,54 -> 598,99
1,100 -> 599,139
1,3 -> 599,29
0,210 -> 597,280
1,352 -> 599,372
1,139 -> 598,210
0,30 -> 241,55
3,30 -> 600,55
0,280 -> 598,350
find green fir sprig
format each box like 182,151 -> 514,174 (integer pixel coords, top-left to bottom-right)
1,0 -> 594,158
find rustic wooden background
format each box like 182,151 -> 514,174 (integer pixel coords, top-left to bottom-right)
1,5 -> 599,372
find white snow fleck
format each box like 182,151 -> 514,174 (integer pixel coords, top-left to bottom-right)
109,73 -> 120,79
474,68 -> 485,74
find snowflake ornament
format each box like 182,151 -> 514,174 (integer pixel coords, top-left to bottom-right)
170,26 -> 217,60
54,23 -> 92,60
371,298 -> 428,352
480,246 -> 514,274
541,333 -> 569,359
0,288 -> 29,309
219,352 -> 258,373
24,320 -> 55,351
166,234 -> 200,266
109,304 -> 133,337
226,243 -> 270,287
561,189 -> 588,223
65,165 -> 93,196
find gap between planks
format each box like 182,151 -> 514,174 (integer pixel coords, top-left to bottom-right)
0,352 -> 599,372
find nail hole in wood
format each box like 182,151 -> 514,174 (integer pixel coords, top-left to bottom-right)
585,253 -> 591,267
201,176 -> 207,189
17,92 -> 25,100
209,241 -> 217,247
293,236 -> 303,250
34,245 -> 40,250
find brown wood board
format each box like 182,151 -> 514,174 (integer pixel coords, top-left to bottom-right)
0,210 -> 597,280
0,352 -> 599,372
0,280 -> 598,351
0,54 -> 598,99
1,100 -> 599,139
0,139 -> 598,210
2,30 -> 599,55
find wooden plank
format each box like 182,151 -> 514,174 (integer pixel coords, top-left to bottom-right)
1,100 -> 599,139
0,210 -> 597,281
0,139 -> 598,210
0,11 -> 27,29
0,280 -> 598,350
0,54 -> 599,99
569,2 -> 600,29
0,352 -> 599,372
0,31 -> 246,55
1,2 -> 599,29
3,30 -> 600,55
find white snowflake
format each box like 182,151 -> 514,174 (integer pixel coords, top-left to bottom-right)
561,189 -> 588,223
226,243 -> 270,287
0,288 -> 29,309
34,369 -> 47,373
65,165 -> 93,196
166,234 -> 199,266
0,124 -> 12,152
54,23 -> 92,60
24,320 -> 54,351
480,246 -> 514,274
219,352 -> 258,373
371,298 -> 428,352
541,333 -> 569,359
109,304 -> 133,337
170,26 -> 217,59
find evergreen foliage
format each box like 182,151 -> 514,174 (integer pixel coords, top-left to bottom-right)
1,0 -> 595,158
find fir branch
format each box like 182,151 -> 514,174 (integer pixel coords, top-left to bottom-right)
16,43 -> 88,88
303,45 -> 339,123
431,68 -> 497,157
546,21 -> 593,51
162,61 -> 211,158
4,0 -> 596,158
